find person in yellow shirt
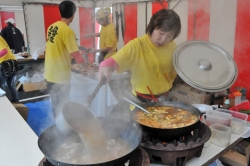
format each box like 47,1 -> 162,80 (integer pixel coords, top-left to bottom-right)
44,0 -> 93,119
98,9 -> 181,112
0,36 -> 19,102
84,7 -> 117,63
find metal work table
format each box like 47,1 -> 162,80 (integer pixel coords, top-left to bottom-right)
17,55 -> 44,65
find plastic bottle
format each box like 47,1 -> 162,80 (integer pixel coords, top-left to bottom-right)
223,96 -> 231,109
234,91 -> 242,106
241,88 -> 247,101
228,93 -> 235,108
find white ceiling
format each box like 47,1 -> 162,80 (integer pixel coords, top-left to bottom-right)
1,0 -> 84,6
0,0 -> 154,7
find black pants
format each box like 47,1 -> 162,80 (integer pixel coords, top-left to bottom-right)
46,81 -> 71,119
0,67 -> 19,102
98,52 -> 108,63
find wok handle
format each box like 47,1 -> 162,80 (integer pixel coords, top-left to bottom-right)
86,77 -> 106,107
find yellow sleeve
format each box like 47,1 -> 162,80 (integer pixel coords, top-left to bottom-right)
0,36 -> 16,62
63,29 -> 79,54
112,38 -> 140,73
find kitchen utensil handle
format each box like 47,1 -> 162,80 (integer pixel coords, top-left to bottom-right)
87,77 -> 106,106
123,90 -> 144,104
123,97 -> 150,114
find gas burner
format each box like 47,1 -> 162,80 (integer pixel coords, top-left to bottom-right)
38,158 -> 53,166
142,131 -> 200,148
38,147 -> 150,166
140,123 -> 211,166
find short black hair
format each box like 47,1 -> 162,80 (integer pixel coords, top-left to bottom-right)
146,9 -> 181,39
59,0 -> 76,19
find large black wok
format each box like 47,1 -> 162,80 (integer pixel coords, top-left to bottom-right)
38,117 -> 142,166
133,101 -> 202,141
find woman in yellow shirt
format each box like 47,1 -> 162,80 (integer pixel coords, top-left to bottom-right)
98,9 -> 181,105
0,36 -> 19,102
84,7 -> 117,63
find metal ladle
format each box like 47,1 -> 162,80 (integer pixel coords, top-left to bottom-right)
56,77 -> 107,143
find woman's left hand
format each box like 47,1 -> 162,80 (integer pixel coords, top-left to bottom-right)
87,48 -> 97,54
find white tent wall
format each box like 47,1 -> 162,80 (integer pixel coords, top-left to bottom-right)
2,0 -> 250,99
24,5 -> 46,55
1,0 -> 239,58
14,11 -> 27,47
170,0 -> 188,47
111,0 -> 188,50
209,0 -> 237,58
23,2 -> 92,55
1,0 -> 93,7
22,0 -> 159,54
112,0 -> 236,57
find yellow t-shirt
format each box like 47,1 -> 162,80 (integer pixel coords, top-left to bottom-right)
44,21 -> 79,84
112,34 -> 177,95
99,22 -> 117,60
0,36 -> 16,63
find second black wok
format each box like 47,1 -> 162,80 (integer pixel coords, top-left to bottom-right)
133,101 -> 201,141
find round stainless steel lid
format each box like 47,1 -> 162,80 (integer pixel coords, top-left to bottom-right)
173,40 -> 238,92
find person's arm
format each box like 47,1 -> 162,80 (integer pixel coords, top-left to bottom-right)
98,58 -> 119,83
71,51 -> 94,76
84,33 -> 100,38
0,48 -> 8,58
99,57 -> 119,70
88,47 -> 113,54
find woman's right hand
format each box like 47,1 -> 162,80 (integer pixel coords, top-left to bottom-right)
98,66 -> 113,84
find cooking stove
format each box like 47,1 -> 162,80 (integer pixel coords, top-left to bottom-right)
140,122 -> 211,166
39,123 -> 211,166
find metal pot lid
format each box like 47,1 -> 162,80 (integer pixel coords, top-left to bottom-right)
173,40 -> 238,92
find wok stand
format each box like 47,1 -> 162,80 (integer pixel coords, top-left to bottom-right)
38,147 -> 150,166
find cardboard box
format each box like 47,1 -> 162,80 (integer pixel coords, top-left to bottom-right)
38,55 -> 45,59
22,80 -> 47,92
220,143 -> 250,166
12,103 -> 29,121
171,82 -> 212,105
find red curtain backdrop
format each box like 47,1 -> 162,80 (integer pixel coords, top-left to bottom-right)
0,11 -> 15,30
231,0 -> 250,99
188,0 -> 210,41
43,5 -> 60,39
152,1 -> 168,15
79,8 -> 95,63
124,4 -> 137,45
0,14 -> 2,30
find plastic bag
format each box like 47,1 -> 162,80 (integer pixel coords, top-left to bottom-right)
18,71 -> 45,84
32,45 -> 45,60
